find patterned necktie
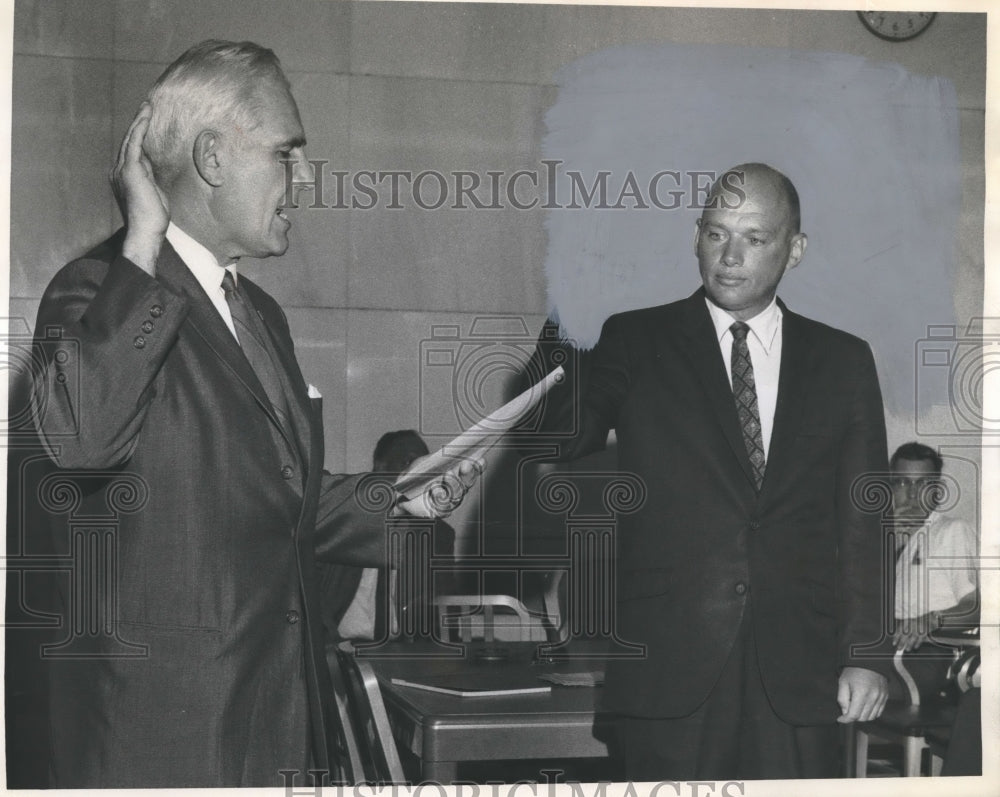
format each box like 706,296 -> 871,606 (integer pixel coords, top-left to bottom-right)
221,271 -> 292,431
730,322 -> 766,491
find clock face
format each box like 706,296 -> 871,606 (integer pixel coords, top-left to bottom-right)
857,11 -> 937,42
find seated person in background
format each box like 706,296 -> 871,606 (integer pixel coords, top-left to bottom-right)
318,430 -> 457,641
890,442 -> 979,653
889,441 -> 981,776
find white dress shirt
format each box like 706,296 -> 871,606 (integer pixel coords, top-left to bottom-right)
166,222 -> 239,340
894,511 -> 978,620
705,297 -> 782,459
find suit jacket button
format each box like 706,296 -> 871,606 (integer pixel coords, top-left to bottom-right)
150,305 -> 163,317
286,610 -> 299,624
280,465 -> 294,480
734,581 -> 748,596
141,320 -> 154,333
749,519 -> 761,530
133,335 -> 146,349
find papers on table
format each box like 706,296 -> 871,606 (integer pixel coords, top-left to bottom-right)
390,674 -> 552,698
536,671 -> 605,687
393,366 -> 564,499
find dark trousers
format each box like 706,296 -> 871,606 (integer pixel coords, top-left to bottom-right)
616,602 -> 839,781
942,688 -> 981,776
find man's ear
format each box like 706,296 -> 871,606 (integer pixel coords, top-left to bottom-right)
693,217 -> 702,256
192,130 -> 223,187
785,232 -> 808,272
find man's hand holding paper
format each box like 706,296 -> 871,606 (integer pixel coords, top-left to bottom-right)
394,454 -> 485,518
392,366 -> 564,518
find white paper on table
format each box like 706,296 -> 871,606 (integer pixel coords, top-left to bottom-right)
393,366 -> 565,499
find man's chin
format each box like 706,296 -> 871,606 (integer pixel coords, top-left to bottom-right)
263,235 -> 290,259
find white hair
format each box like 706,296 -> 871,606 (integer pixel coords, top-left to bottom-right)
144,40 -> 290,186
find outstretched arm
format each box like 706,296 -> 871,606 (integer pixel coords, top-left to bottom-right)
894,589 -> 980,652
314,458 -> 482,567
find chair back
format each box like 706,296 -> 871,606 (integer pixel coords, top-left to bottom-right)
434,593 -> 535,642
325,644 -> 365,783
936,628 -> 981,692
890,644 -> 962,707
949,647 -> 981,691
894,648 -> 923,706
335,644 -> 407,784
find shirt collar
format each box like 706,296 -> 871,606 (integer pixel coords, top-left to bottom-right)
705,296 -> 782,353
895,511 -> 939,534
165,222 -> 237,293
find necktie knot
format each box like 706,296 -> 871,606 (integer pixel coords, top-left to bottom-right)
730,321 -> 750,343
221,270 -> 237,296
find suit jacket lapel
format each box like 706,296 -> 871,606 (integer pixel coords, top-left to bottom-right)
154,243 -> 291,443
761,303 -> 813,498
265,325 -> 314,468
241,279 -> 315,469
675,290 -> 759,490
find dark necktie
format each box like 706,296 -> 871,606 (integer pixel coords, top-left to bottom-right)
730,322 -> 766,491
221,270 -> 292,431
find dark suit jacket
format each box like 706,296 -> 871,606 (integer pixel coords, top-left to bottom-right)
31,230 -> 386,787
542,289 -> 889,724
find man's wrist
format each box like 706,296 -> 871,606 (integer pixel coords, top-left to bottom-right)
122,230 -> 164,275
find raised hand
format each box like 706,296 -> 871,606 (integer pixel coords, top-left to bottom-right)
111,102 -> 169,275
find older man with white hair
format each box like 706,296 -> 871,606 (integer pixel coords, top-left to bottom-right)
32,40 -> 477,787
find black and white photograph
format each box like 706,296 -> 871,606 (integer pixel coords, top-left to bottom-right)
2,0 -> 994,793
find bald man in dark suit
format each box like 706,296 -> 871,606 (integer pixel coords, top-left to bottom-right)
534,163 -> 890,779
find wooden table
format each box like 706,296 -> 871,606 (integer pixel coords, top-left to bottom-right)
357,641 -> 612,782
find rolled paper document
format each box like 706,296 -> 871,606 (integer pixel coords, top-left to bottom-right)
394,365 -> 565,498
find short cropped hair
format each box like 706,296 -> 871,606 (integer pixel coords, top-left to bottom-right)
890,441 -> 943,475
145,40 -> 289,186
708,163 -> 801,234
373,430 -> 429,472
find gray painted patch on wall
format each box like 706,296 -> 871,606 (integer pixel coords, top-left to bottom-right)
543,43 -> 961,417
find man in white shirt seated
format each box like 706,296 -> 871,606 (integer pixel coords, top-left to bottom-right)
890,442 -> 979,652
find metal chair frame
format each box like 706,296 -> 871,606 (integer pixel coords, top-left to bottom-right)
433,593 -> 536,643
850,648 -> 957,777
333,643 -> 407,785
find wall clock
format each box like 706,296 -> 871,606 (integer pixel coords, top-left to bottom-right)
857,11 -> 937,42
